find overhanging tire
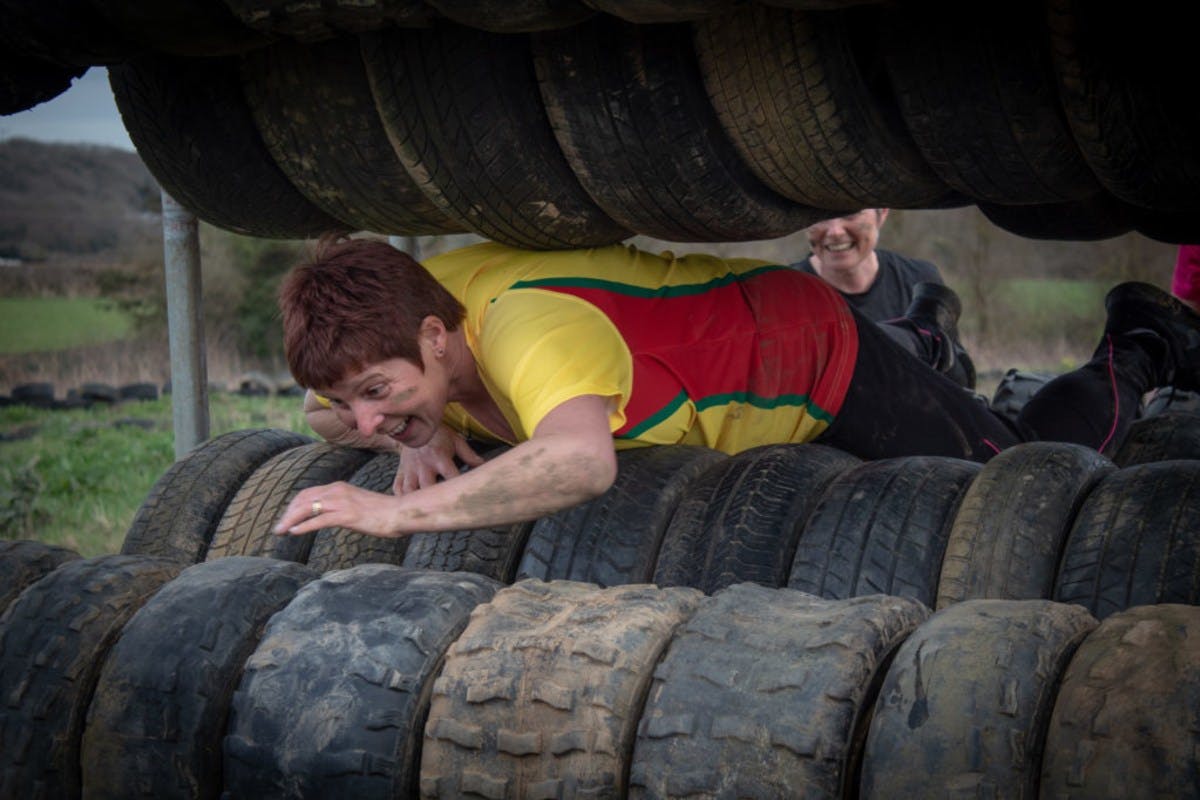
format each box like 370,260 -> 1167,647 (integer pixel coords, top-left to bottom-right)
109,54 -> 345,239
122,428 -> 314,564
306,452 -> 410,573
860,599 -> 1096,798
532,17 -> 818,243
788,455 -> 980,606
223,0 -> 435,41
1053,461 -> 1200,619
653,443 -> 861,594
0,555 -> 181,799
206,443 -> 375,563
978,193 -> 1138,241
81,557 -> 318,800
631,585 -> 927,798
421,0 -> 595,32
585,0 -> 735,23
240,35 -> 460,235
421,579 -> 701,798
1040,604 -> 1200,798
694,4 -> 955,209
516,445 -> 727,587
361,21 -> 629,249
936,442 -> 1113,608
222,565 -> 500,798
0,539 -> 80,613
1111,411 -> 1200,466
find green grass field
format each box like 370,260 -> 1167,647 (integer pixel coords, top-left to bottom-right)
0,297 -> 134,354
1,395 -> 313,557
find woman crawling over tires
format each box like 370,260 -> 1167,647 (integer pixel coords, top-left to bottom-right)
273,234 -> 1200,539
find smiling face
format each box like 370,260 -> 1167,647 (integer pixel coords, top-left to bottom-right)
319,354 -> 451,449
806,209 -> 888,281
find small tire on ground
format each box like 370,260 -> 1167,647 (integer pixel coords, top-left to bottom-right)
122,428 -> 314,564
1111,411 -> 1200,466
223,565 -> 500,799
10,382 -> 55,407
306,452 -> 410,572
788,455 -> 980,606
79,382 -> 120,405
118,382 -> 159,402
1053,460 -> 1200,619
0,539 -> 80,613
653,443 -> 860,594
631,585 -> 927,798
0,555 -> 181,799
207,442 -> 375,563
517,445 -> 727,587
860,599 -> 1097,798
81,557 -> 318,800
936,442 -> 1114,608
1040,604 -> 1200,799
421,579 -> 702,798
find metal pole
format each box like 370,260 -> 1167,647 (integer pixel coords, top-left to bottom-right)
162,189 -> 210,459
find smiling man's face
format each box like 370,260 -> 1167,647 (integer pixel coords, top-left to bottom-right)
806,209 -> 886,275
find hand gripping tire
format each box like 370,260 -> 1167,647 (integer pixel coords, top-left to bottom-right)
306,452 -> 409,573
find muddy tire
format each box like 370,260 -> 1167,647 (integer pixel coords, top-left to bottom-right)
0,539 -> 80,613
362,22 -> 629,249
122,428 -> 314,564
306,453 -> 409,573
1111,411 -> 1200,466
402,524 -> 533,584
532,17 -> 817,243
1040,604 -> 1200,798
81,557 -> 317,800
517,446 -> 727,587
788,456 -> 980,606
1054,461 -> 1200,619
860,599 -> 1096,798
223,565 -> 500,799
207,442 -> 375,563
421,579 -> 702,798
631,585 -> 927,798
654,444 -> 860,594
0,555 -> 181,799
936,442 -> 1113,608
224,0 -> 435,41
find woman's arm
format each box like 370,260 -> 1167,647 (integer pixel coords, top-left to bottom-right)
274,394 -> 617,537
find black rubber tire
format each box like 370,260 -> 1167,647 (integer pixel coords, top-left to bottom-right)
788,455 -> 981,606
1048,0 -> 1200,212
0,539 -> 80,613
118,382 -> 159,401
240,35 -> 460,235
224,0 -> 435,41
585,0 -> 734,23
936,442 -> 1114,609
306,452 -> 410,573
860,598 -> 1096,798
10,381 -> 55,407
81,557 -> 317,800
78,382 -> 118,404
0,555 -> 181,799
878,2 -> 1098,205
109,54 -> 345,239
631,585 -> 927,799
988,368 -> 1056,426
1054,461 -> 1200,619
1142,387 -> 1200,418
1041,603 -> 1200,798
1111,411 -> 1200,466
361,21 -> 630,249
207,442 -> 376,563
653,443 -> 861,594
693,4 -> 955,209
91,0 -> 270,58
532,17 -> 818,243
422,0 -> 595,32
0,1 -> 141,68
0,52 -> 83,115
401,523 -> 533,584
223,565 -> 500,799
421,579 -> 702,798
978,193 -> 1138,241
122,428 -> 314,564
516,445 -> 727,587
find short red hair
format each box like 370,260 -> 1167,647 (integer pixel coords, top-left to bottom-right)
279,234 -> 466,389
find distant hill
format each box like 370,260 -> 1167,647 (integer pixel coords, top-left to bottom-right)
0,137 -> 160,262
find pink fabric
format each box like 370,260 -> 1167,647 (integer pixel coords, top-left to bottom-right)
1172,244 -> 1200,307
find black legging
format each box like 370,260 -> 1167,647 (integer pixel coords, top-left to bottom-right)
817,308 -> 1159,462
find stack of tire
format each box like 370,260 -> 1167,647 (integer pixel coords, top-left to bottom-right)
3,1 -> 1196,245
2,408 -> 1199,796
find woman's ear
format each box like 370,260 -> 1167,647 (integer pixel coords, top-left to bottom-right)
419,315 -> 448,357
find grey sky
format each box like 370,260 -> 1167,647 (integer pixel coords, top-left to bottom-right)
0,67 -> 135,151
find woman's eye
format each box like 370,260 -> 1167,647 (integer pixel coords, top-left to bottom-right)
366,384 -> 387,399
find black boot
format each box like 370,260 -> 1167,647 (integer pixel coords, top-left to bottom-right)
904,282 -> 973,386
1104,282 -> 1200,391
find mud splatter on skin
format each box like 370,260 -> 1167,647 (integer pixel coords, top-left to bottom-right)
450,445 -> 601,521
